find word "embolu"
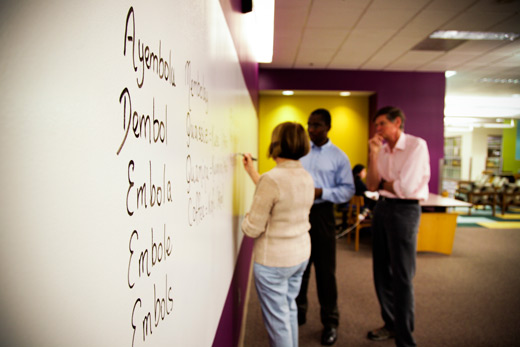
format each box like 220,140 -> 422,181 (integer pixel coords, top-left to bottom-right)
124,7 -> 176,89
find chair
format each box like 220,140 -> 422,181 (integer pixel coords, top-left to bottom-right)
497,180 -> 520,214
455,180 -> 497,216
334,203 -> 349,232
346,195 -> 372,251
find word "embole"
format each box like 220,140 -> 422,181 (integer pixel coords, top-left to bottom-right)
127,225 -> 172,289
124,7 -> 176,89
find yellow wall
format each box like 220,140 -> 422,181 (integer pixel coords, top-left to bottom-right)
258,95 -> 370,173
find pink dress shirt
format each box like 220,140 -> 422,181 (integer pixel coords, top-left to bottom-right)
377,133 -> 430,201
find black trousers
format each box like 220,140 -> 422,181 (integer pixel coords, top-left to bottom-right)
372,199 -> 421,347
296,202 -> 339,328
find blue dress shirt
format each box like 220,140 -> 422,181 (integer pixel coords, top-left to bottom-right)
300,139 -> 355,205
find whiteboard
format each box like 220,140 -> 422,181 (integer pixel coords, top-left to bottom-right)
0,1 -> 257,346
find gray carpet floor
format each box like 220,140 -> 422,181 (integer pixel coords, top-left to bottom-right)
242,227 -> 520,347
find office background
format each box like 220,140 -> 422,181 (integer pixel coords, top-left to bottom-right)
1,0 -> 519,346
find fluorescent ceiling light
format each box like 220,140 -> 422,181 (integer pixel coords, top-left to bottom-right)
445,96 -> 520,118
340,91 -> 351,97
430,30 -> 519,41
251,0 -> 275,63
282,90 -> 294,96
445,71 -> 456,78
479,78 -> 520,84
444,117 -> 481,125
445,126 -> 473,133
444,117 -> 515,130
483,122 -> 515,129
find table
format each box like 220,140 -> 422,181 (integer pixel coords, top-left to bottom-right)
417,194 -> 472,255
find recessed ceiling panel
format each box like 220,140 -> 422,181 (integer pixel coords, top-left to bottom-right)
412,38 -> 466,51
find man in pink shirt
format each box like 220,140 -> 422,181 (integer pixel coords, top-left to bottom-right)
366,106 -> 430,347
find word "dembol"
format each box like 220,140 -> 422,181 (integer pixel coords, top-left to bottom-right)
117,88 -> 168,155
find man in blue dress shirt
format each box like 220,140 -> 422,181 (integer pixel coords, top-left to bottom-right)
296,108 -> 355,345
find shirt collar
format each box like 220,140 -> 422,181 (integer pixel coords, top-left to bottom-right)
395,132 -> 406,150
383,133 -> 406,153
311,138 -> 331,149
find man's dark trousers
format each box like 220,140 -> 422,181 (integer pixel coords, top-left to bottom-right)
372,198 -> 421,347
296,202 -> 339,328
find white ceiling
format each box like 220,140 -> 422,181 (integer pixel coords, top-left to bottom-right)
261,0 -> 520,104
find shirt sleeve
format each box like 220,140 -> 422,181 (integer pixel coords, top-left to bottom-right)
392,139 -> 431,199
241,175 -> 279,238
321,155 -> 355,204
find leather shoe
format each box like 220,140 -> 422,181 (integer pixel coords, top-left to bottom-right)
367,326 -> 395,341
321,327 -> 337,345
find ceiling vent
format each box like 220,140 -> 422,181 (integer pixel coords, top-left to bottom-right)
411,38 -> 466,52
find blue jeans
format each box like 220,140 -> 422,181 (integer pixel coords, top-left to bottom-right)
254,260 -> 309,347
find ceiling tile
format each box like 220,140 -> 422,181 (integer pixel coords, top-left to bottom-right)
440,11 -> 514,31
268,0 -> 520,97
450,40 -> 507,54
299,28 -> 348,49
306,0 -> 371,29
387,50 -> 446,70
355,8 -> 422,30
295,48 -> 337,68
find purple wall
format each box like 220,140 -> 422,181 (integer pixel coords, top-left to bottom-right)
212,236 -> 254,347
259,68 -> 445,193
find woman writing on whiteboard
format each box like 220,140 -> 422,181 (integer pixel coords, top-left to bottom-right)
241,122 -> 314,347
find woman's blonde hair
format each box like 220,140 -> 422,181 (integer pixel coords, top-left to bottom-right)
268,122 -> 310,160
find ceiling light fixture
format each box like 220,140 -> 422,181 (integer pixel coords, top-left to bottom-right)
483,122 -> 515,129
445,125 -> 473,133
445,71 -> 457,78
282,90 -> 294,96
445,96 -> 520,118
430,30 -> 519,41
339,91 -> 351,97
247,0 -> 275,63
479,78 -> 520,84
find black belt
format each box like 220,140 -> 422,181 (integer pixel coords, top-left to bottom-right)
379,196 -> 419,205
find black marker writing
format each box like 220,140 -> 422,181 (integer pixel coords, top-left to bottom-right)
128,225 -> 173,289
185,60 -> 208,113
130,274 -> 174,346
117,88 -> 168,155
126,160 -> 173,216
124,7 -> 176,88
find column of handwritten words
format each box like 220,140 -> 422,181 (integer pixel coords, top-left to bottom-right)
184,60 -> 229,228
119,7 -> 175,347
